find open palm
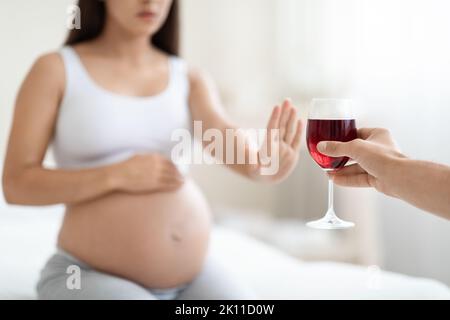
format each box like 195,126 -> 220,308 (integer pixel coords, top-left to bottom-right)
257,99 -> 303,183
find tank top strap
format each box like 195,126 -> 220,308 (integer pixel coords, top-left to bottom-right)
168,56 -> 190,98
59,46 -> 93,96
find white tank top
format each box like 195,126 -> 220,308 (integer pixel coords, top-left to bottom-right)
51,46 -> 191,173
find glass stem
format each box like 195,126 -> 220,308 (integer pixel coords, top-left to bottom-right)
327,178 -> 335,215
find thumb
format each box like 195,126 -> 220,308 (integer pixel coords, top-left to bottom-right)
317,140 -> 362,159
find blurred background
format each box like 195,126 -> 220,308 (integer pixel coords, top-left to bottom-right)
1,0 -> 449,287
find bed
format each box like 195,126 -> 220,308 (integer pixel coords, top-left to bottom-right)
0,204 -> 449,300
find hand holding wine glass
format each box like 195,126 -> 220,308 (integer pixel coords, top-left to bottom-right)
317,127 -> 406,196
317,127 -> 450,220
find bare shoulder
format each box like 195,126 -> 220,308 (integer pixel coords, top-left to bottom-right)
33,52 -> 64,74
17,51 -> 66,105
187,65 -> 216,94
29,51 -> 65,88
188,65 -> 211,86
186,65 -> 228,122
186,65 -> 226,118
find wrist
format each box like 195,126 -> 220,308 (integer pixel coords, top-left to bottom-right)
103,163 -> 125,192
383,156 -> 410,197
249,164 -> 286,185
247,162 -> 261,180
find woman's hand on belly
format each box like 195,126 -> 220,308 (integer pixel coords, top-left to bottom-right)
107,153 -> 185,194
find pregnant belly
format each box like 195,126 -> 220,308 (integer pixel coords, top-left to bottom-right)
57,179 -> 212,289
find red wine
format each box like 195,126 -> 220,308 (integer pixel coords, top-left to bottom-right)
307,119 -> 357,170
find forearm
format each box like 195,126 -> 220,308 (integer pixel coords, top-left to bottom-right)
390,158 -> 450,219
224,141 -> 260,180
202,125 -> 260,180
2,164 -> 119,206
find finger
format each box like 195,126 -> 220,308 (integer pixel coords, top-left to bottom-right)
159,182 -> 184,192
331,163 -> 366,176
159,157 -> 177,171
163,168 -> 184,181
265,106 -> 281,159
267,105 -> 281,130
317,139 -> 363,159
160,175 -> 185,187
291,119 -> 303,151
357,128 -> 374,140
161,162 -> 184,177
162,167 -> 182,180
331,173 -> 372,188
163,158 -> 183,172
164,178 -> 185,187
284,108 -> 297,144
357,127 -> 392,139
278,99 -> 292,138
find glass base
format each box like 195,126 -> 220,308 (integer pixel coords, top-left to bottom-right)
306,214 -> 355,230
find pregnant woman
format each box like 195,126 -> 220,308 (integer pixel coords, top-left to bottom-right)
2,0 -> 302,300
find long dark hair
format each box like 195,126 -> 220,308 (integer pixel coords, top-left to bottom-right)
65,0 -> 179,56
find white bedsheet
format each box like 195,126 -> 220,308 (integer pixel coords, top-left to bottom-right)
0,205 -> 449,300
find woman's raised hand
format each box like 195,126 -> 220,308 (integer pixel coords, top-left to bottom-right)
257,98 -> 303,183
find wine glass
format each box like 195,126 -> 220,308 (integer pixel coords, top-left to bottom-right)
306,99 -> 357,229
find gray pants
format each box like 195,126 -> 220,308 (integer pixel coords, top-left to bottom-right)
36,249 -> 256,300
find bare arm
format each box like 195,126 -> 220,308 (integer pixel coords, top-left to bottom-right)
2,53 -> 183,206
393,159 -> 450,218
317,128 -> 450,219
188,68 -> 303,183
